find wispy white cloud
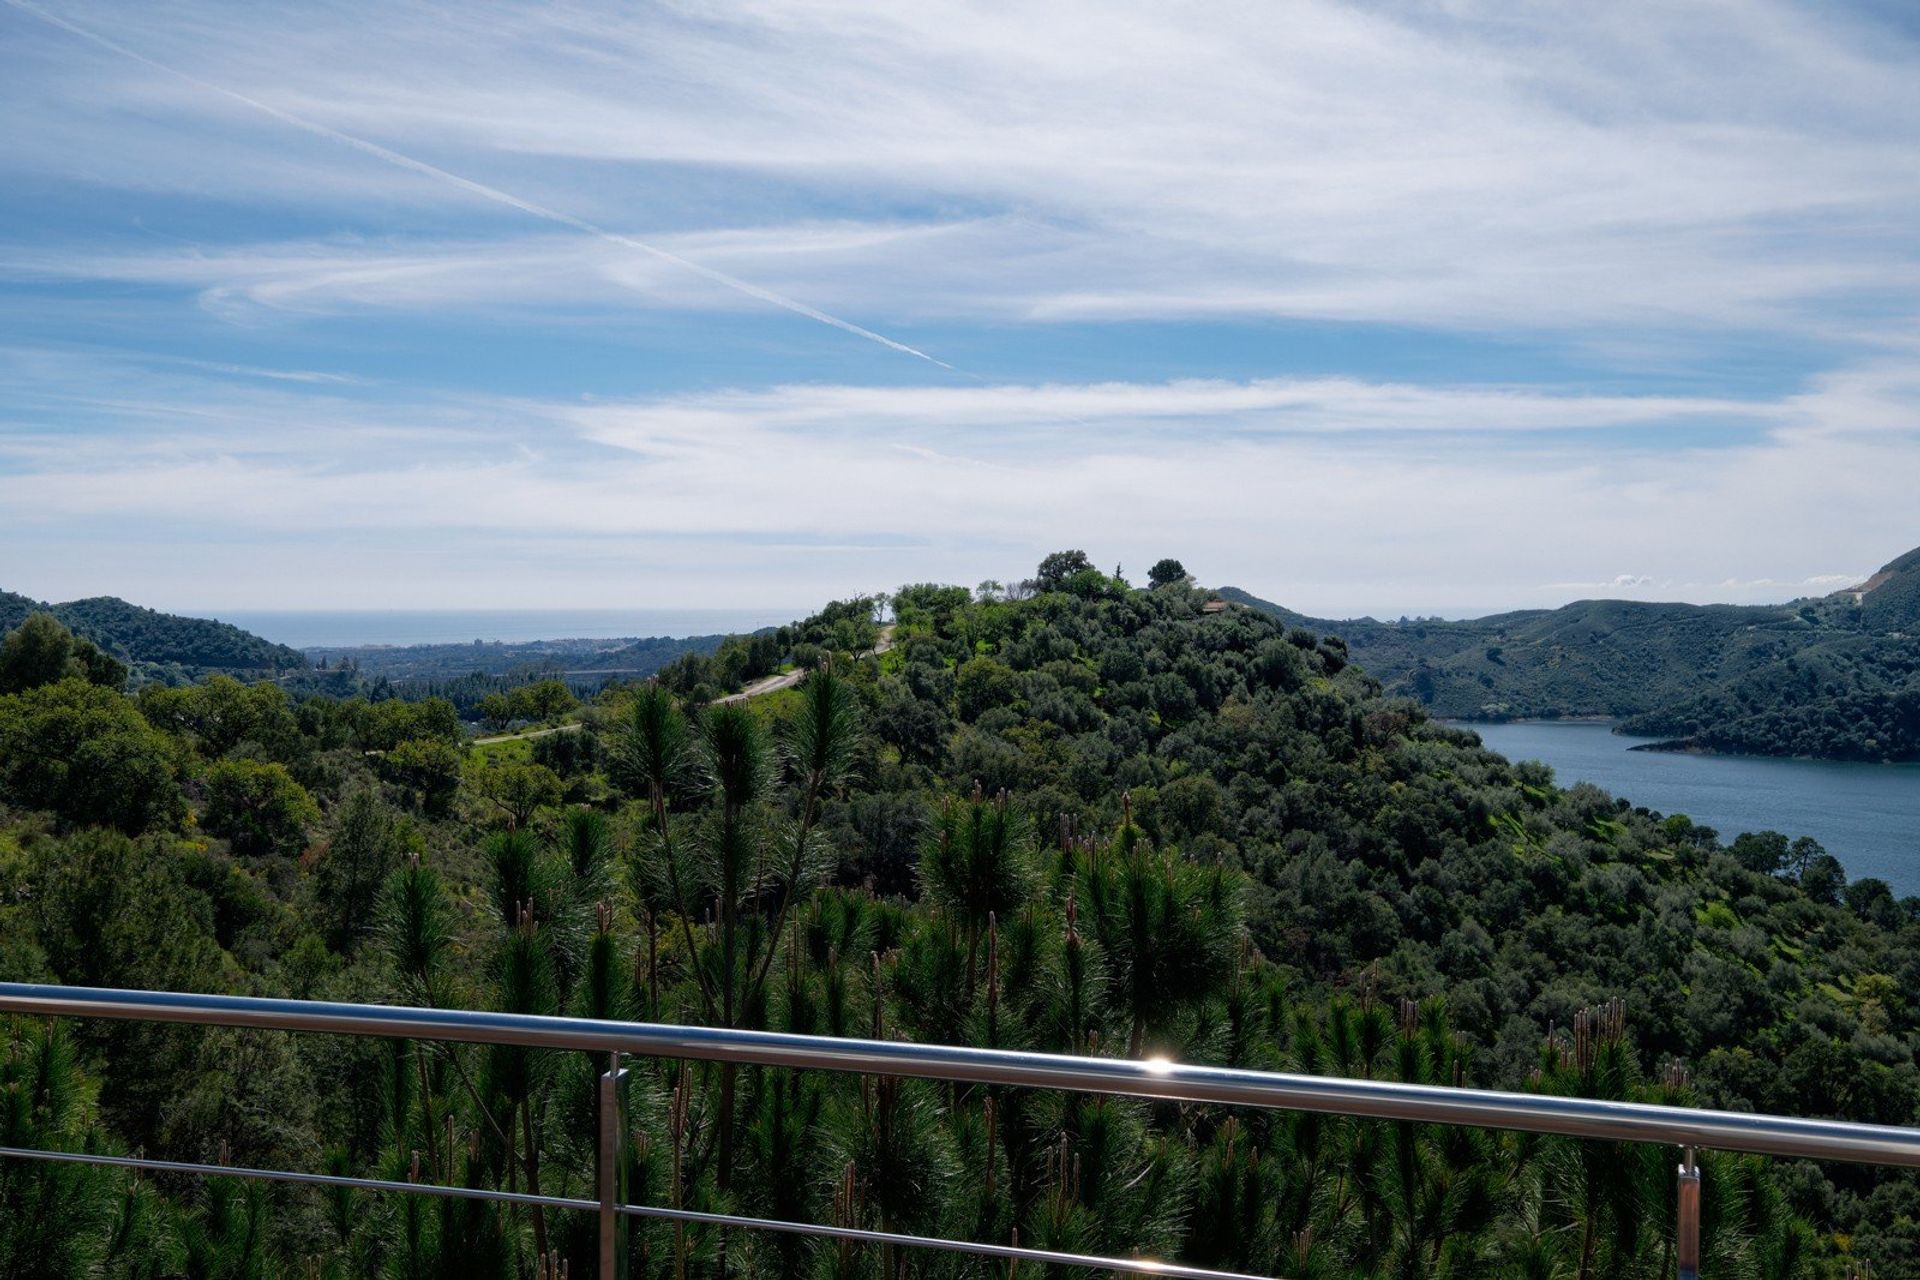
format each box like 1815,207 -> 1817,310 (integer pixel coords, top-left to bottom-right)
5,0 -> 1920,336
565,378 -> 1774,446
3,354 -> 1917,611
5,0 -> 950,364
0,226 -> 1007,322
66,347 -> 369,384
5,2 -> 1920,611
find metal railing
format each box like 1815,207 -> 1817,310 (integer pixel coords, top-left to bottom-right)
4,982 -> 1919,1278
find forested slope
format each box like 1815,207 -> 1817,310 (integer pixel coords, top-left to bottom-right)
0,589 -> 306,675
1,556 -> 1917,1276
1224,543 -> 1920,761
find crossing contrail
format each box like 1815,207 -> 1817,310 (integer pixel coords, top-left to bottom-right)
5,0 -> 953,369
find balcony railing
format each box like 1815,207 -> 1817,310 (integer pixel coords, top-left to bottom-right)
4,981 -> 1919,1278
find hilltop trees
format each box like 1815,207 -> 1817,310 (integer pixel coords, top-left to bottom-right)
1147,558 -> 1190,589
1034,549 -> 1095,590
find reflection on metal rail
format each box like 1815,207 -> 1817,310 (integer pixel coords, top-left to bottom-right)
5,982 -> 1919,1278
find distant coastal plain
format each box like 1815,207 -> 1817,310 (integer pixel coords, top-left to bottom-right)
213,608 -> 794,649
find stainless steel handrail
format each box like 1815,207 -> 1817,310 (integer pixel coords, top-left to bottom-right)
6,982 -> 1918,1166
5,980 -> 1918,1278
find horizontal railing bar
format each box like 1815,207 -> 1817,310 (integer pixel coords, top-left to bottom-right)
0,1145 -> 593,1213
0,1144 -> 1268,1278
616,1201 -> 1272,1279
5,982 -> 1920,1167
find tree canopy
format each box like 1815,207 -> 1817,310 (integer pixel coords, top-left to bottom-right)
1,556 -> 1917,1276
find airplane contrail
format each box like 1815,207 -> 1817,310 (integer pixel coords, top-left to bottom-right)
5,0 -> 953,369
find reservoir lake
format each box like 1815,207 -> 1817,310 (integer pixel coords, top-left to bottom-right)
1461,720 -> 1920,897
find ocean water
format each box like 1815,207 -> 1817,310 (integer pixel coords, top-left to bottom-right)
1462,720 -> 1920,897
216,608 -> 793,649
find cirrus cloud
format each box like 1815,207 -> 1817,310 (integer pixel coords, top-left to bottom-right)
4,1 -> 1920,613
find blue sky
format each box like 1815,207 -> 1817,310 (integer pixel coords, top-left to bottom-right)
3,0 -> 1919,618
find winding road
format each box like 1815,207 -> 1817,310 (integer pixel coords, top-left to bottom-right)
716,623 -> 894,704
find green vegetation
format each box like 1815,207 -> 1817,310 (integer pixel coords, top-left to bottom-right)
0,590 -> 741,722
202,759 -> 321,857
0,677 -> 185,834
476,679 -> 580,732
299,632 -> 734,708
1224,543 -> 1920,761
1,559 -> 1918,1276
0,590 -> 305,677
0,610 -> 128,693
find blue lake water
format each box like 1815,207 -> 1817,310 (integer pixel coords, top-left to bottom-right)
1461,720 -> 1920,897
214,608 -> 792,649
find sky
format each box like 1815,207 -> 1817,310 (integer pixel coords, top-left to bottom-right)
3,0 -> 1919,620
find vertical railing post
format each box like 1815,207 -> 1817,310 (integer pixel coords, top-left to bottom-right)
1676,1146 -> 1701,1280
600,1051 -> 629,1279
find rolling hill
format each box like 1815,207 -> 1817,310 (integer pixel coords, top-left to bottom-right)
1223,544 -> 1920,761
6,561 -> 1919,1272
0,590 -> 306,674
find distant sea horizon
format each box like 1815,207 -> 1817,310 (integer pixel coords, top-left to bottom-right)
210,608 -> 797,649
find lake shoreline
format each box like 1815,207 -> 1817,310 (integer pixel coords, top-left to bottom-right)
1451,714 -> 1618,726
1462,720 -> 1920,896
1451,717 -> 1917,767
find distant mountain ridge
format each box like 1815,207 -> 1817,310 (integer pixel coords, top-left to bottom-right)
0,589 -> 305,673
1223,545 -> 1920,762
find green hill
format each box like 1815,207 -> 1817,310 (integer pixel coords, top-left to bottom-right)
0,590 -> 305,673
1859,544 -> 1920,632
4,559 -> 1919,1274
1223,544 -> 1920,761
